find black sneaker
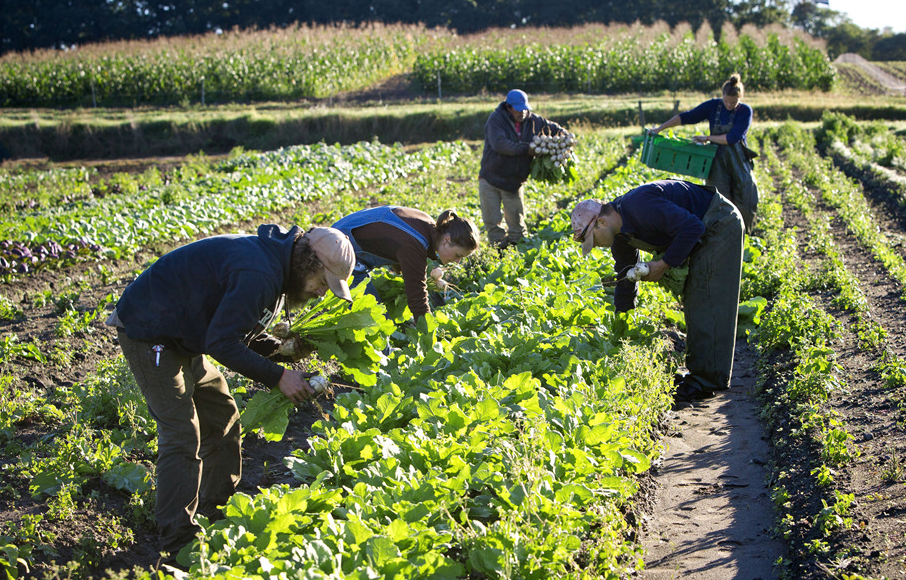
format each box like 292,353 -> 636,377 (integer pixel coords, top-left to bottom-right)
673,379 -> 716,402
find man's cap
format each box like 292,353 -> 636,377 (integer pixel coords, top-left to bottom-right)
307,227 -> 355,302
506,89 -> 531,112
570,199 -> 605,257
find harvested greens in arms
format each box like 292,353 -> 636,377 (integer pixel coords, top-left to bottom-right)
529,132 -> 579,184
241,285 -> 395,441
290,284 -> 396,386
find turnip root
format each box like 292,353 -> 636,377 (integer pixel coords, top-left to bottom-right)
309,375 -> 328,393
271,321 -> 292,339
276,338 -> 297,357
430,266 -> 448,290
625,262 -> 650,282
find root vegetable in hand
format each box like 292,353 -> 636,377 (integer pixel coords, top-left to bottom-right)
625,262 -> 650,282
430,266 -> 448,290
276,336 -> 312,360
271,321 -> 292,339
308,375 -> 328,393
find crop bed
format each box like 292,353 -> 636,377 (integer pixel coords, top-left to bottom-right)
2,116 -> 906,580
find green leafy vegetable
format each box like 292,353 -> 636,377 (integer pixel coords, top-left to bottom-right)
651,252 -> 689,299
240,389 -> 293,442
102,462 -> 152,494
290,284 -> 396,387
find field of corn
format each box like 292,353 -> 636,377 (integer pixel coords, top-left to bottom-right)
2,21 -> 906,580
0,22 -> 835,108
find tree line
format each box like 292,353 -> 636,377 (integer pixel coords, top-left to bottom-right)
2,0 -> 904,60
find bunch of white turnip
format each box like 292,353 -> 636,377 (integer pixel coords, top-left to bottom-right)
529,132 -> 577,164
529,132 -> 579,185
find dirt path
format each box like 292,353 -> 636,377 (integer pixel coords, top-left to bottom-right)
835,53 -> 906,94
640,339 -> 786,579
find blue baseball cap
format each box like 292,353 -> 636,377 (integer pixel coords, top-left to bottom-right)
506,89 -> 531,112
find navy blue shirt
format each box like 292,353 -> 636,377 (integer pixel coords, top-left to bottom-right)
611,180 -> 714,311
679,98 -> 752,146
116,224 -> 297,388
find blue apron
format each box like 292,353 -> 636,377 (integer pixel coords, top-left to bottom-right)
332,206 -> 430,288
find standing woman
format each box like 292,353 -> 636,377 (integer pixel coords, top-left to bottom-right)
650,74 -> 759,233
332,206 -> 479,321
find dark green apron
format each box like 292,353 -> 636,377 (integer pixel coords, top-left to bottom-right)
706,106 -> 759,235
627,192 -> 744,391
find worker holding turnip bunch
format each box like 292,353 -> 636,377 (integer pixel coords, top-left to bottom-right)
570,180 -> 744,402
105,225 -> 355,568
649,73 -> 759,234
332,205 -> 480,322
479,88 -> 572,250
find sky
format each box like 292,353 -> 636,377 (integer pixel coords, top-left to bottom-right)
826,0 -> 906,34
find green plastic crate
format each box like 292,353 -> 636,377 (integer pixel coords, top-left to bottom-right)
640,132 -> 718,179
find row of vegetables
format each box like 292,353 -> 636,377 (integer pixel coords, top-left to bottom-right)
3,131 -> 656,578
0,141 -> 469,277
2,114 -> 900,578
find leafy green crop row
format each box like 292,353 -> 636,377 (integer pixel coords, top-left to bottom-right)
2,130 -> 657,578
0,140 -> 469,277
815,112 -> 906,223
10,120 -> 888,578
173,140 -> 685,578
745,126 -> 870,573
168,202 -> 683,578
773,122 -> 906,295
818,112 -> 906,174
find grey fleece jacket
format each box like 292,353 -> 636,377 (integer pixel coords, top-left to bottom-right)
479,101 -> 566,192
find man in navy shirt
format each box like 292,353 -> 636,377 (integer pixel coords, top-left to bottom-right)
571,180 -> 744,401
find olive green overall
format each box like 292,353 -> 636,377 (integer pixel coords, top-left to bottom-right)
706,109 -> 759,234
627,192 -> 744,391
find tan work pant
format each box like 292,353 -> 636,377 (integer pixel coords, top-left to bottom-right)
478,178 -> 527,247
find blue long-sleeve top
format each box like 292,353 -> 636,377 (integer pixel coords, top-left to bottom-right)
679,98 -> 752,145
611,180 -> 714,311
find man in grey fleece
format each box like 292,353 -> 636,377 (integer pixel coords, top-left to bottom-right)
479,89 -> 567,249
106,225 -> 354,566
